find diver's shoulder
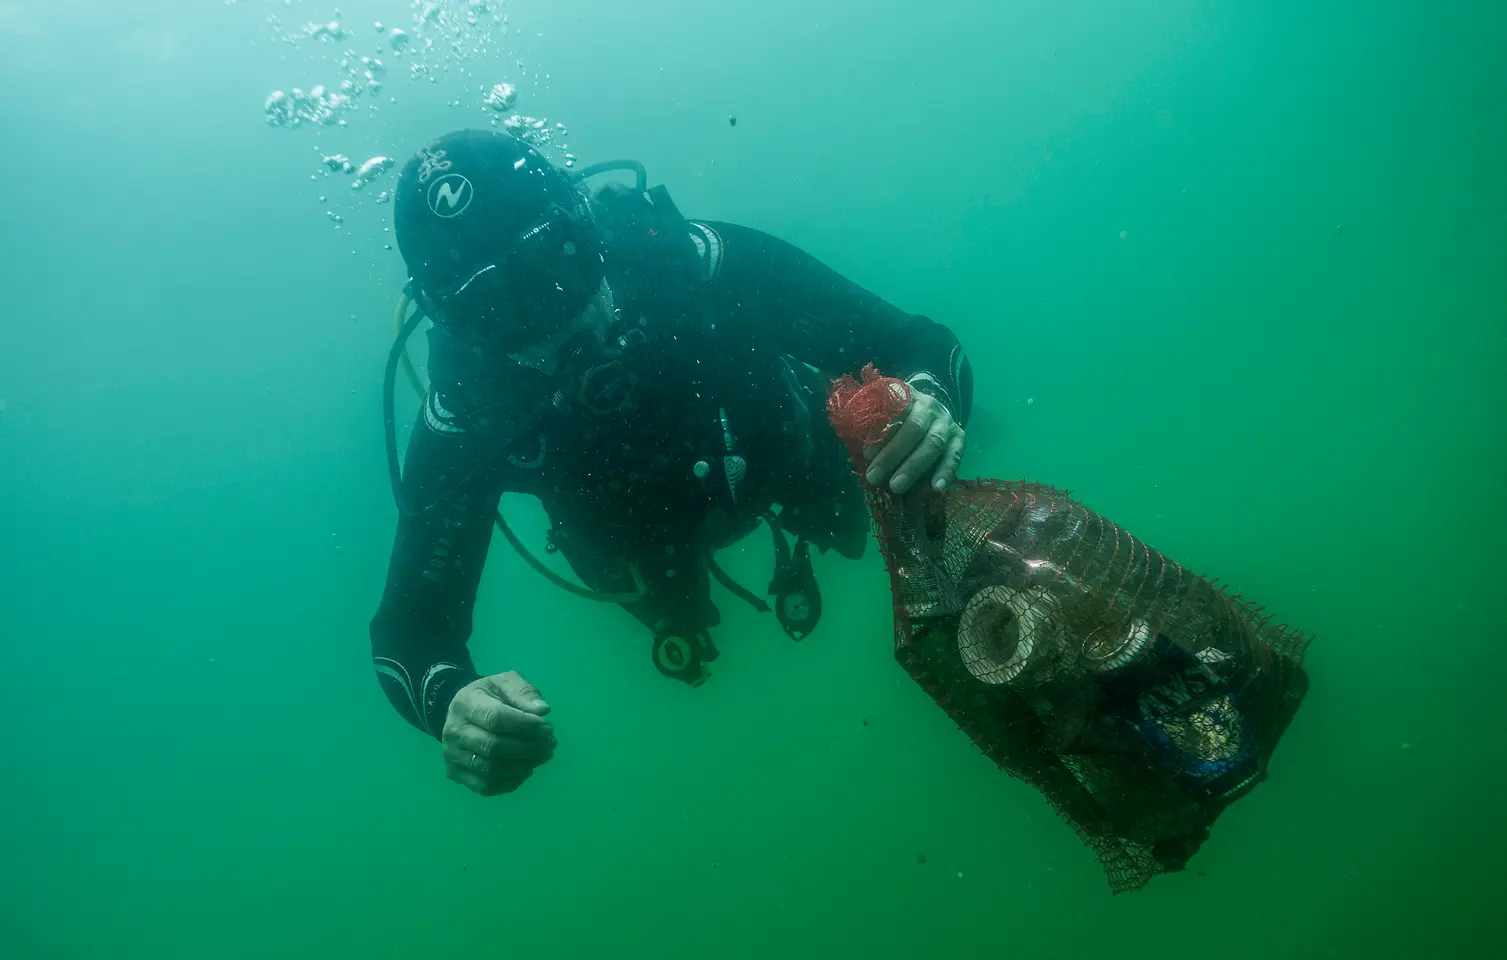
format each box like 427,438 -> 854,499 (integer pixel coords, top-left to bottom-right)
684,219 -> 727,281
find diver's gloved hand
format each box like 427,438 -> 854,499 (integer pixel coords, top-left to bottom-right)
441,671 -> 557,797
863,387 -> 966,494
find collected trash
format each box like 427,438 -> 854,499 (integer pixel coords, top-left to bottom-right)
827,365 -> 1312,892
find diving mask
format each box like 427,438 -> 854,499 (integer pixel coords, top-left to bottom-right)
415,206 -> 606,355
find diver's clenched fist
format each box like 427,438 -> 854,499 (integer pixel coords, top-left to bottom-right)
442,671 -> 556,796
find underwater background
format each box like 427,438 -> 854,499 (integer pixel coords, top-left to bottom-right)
1,0 -> 1504,957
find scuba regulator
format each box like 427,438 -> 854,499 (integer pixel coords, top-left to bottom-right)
651,622 -> 720,687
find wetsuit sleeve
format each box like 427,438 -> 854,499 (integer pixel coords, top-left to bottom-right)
368,386 -> 508,740
690,220 -> 973,424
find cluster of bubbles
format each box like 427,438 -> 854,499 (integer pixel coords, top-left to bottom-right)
261,11 -> 391,130
315,151 -> 398,226
263,85 -> 356,128
397,0 -> 526,86
482,81 -> 517,112
258,4 -> 569,154
256,2 -> 514,79
255,3 -> 558,131
481,83 -> 572,162
320,152 -> 396,190
502,114 -> 574,166
240,1 -> 572,247
304,19 -> 347,42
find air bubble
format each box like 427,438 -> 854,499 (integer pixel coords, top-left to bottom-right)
483,81 -> 517,112
265,86 -> 357,129
355,155 -> 394,181
305,21 -> 346,42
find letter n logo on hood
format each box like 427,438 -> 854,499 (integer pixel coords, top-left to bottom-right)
427,173 -> 473,218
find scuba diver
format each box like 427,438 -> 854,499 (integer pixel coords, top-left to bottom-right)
371,128 -> 973,797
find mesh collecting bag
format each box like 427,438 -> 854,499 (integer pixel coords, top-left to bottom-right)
828,366 -> 1311,892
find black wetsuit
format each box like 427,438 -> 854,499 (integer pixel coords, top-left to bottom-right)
370,189 -> 973,738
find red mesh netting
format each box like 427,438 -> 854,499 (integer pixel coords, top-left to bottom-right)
828,366 -> 1311,893
828,363 -> 913,465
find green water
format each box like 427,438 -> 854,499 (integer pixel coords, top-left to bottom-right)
1,1 -> 1503,957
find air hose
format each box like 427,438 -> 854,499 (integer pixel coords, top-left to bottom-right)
389,292 -> 647,604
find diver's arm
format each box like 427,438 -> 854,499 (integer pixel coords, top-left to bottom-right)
368,393 -> 506,740
689,220 -> 973,425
